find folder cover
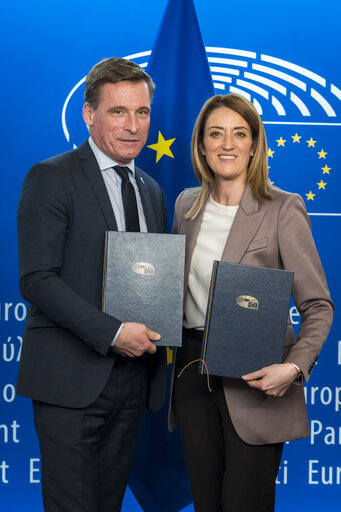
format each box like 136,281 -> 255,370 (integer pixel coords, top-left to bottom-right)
200,261 -> 294,378
103,232 -> 185,347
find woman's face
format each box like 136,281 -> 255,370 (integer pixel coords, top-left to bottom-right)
201,106 -> 254,186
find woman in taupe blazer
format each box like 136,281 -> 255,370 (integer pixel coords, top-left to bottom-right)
171,93 -> 334,512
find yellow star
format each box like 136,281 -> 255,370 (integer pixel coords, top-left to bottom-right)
306,138 -> 317,147
148,131 -> 175,163
322,164 -> 331,174
292,133 -> 301,143
276,137 -> 286,147
317,180 -> 327,190
306,191 -> 315,201
269,179 -> 274,186
268,148 -> 275,158
317,149 -> 327,159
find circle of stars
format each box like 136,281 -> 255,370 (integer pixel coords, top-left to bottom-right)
267,133 -> 331,201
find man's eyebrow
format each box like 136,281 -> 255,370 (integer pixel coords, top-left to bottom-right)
107,106 -> 151,112
107,106 -> 127,112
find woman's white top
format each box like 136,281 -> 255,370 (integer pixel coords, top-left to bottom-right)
183,195 -> 238,330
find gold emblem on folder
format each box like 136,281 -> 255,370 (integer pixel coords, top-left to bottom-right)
236,295 -> 259,310
132,262 -> 155,275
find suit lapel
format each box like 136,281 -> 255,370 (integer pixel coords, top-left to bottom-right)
185,184 -> 265,271
221,184 -> 265,263
135,168 -> 157,232
181,185 -> 265,304
77,141 -> 118,231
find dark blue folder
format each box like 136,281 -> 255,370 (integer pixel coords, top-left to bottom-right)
200,261 -> 294,378
103,232 -> 185,347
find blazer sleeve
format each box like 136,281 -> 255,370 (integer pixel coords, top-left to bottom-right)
277,193 -> 334,381
171,191 -> 184,234
17,162 -> 121,356
171,189 -> 191,234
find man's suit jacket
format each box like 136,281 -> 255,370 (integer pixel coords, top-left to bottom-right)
17,140 -> 167,411
171,184 -> 333,444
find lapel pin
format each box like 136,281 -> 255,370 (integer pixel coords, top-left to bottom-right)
140,177 -> 145,185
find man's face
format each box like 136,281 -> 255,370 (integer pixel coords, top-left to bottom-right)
83,81 -> 151,164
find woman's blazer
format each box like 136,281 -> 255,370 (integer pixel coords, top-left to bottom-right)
171,184 -> 334,444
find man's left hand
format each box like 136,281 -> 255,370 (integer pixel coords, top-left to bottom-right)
242,363 -> 299,397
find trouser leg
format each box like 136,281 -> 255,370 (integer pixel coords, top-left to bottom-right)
215,380 -> 283,512
174,329 -> 283,512
33,356 -> 148,512
174,329 -> 225,512
98,358 -> 148,512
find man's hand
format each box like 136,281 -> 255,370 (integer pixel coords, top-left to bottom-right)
242,363 -> 299,397
113,322 -> 160,357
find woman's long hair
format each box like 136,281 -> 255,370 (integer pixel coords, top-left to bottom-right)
186,93 -> 272,219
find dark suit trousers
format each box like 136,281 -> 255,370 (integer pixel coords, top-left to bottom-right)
33,355 -> 148,512
174,328 -> 283,512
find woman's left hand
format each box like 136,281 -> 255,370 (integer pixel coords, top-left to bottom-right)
242,363 -> 299,397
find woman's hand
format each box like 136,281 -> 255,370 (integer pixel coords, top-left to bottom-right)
242,363 -> 299,397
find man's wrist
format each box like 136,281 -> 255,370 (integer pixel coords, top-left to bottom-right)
111,323 -> 124,348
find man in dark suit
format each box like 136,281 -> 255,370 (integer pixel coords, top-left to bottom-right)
17,57 -> 167,512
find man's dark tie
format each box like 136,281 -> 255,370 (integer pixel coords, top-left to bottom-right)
114,166 -> 140,232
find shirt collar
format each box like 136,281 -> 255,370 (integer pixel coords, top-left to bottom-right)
88,136 -> 135,175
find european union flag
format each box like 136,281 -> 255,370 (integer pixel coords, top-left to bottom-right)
265,125 -> 338,213
136,0 -> 215,231
130,1 -> 214,511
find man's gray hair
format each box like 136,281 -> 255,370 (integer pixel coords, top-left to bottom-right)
84,57 -> 155,109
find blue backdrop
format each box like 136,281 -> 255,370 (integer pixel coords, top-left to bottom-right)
1,0 -> 340,510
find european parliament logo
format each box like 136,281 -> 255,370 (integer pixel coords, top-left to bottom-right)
61,46 -> 340,214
